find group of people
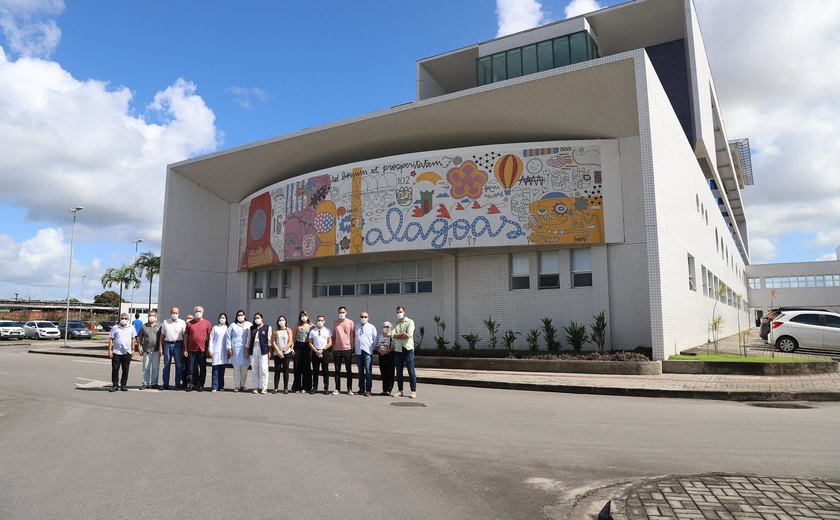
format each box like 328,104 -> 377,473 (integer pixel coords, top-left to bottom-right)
107,304 -> 418,399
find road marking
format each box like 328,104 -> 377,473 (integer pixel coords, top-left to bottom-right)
74,377 -> 111,389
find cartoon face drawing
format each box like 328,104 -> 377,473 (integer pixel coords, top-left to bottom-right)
549,169 -> 571,192
527,195 -> 575,244
396,186 -> 413,206
313,199 -> 337,257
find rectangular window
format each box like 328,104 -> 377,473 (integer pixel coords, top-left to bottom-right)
570,32 -> 588,64
687,254 -> 696,291
702,266 -> 708,295
522,44 -> 538,75
510,252 -> 530,290
477,56 -> 492,86
553,37 -> 570,67
267,270 -> 279,299
538,250 -> 560,289
816,275 -> 825,287
282,269 -> 291,298
571,248 -> 592,288
252,271 -> 264,300
506,48 -> 522,78
492,53 -> 507,82
417,280 -> 433,293
537,41 -> 553,71
314,260 -> 431,297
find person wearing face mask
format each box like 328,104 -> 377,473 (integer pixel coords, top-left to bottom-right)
247,312 -> 272,394
392,305 -> 417,399
137,311 -> 162,390
224,310 -> 251,392
108,313 -> 137,392
184,306 -> 212,392
208,313 -> 229,392
354,311 -> 377,397
308,315 -> 332,395
291,311 -> 313,394
375,321 -> 395,396
271,315 -> 294,394
331,306 -> 355,395
159,306 -> 186,390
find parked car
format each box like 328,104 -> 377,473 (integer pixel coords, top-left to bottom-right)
769,310 -> 840,352
57,321 -> 94,340
99,321 -> 116,332
0,320 -> 25,340
23,321 -> 61,340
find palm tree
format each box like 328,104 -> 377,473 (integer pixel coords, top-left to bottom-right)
101,264 -> 141,318
133,252 -> 161,314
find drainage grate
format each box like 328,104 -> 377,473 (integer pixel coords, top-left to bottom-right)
747,402 -> 814,409
390,401 -> 426,407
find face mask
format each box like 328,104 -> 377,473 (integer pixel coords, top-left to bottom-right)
317,320 -> 324,327
149,316 -> 157,322
383,328 -> 390,334
278,320 -> 286,329
300,316 -> 308,322
120,319 -> 129,326
360,317 -> 368,324
194,312 -> 203,319
338,313 -> 346,320
171,313 -> 179,320
219,318 -> 226,325
254,318 -> 263,325
237,315 -> 245,323
396,312 -> 404,320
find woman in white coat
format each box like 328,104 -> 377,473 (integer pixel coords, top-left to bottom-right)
209,312 -> 229,392
224,310 -> 251,392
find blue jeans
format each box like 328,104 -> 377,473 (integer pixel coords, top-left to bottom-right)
394,349 -> 416,392
211,364 -> 226,390
356,352 -> 373,393
162,341 -> 184,389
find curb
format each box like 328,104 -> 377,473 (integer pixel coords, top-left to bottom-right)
31,348 -> 840,401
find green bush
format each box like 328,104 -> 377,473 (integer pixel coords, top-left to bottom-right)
541,317 -> 559,352
461,333 -> 480,350
526,329 -> 541,352
483,317 -> 500,350
590,311 -> 607,352
564,321 -> 589,352
502,330 -> 520,350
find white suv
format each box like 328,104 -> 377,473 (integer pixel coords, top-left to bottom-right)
769,310 -> 840,352
0,320 -> 25,340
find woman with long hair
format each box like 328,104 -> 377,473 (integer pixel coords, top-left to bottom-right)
291,310 -> 313,393
271,314 -> 294,394
246,312 -> 271,394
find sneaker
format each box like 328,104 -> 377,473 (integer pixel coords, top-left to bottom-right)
109,386 -> 118,393
410,391 -> 417,399
211,389 -> 217,393
252,389 -> 259,394
323,390 -> 330,395
348,390 -> 355,396
272,389 -> 278,394
283,389 -> 289,395
139,384 -> 146,391
259,389 -> 267,394
365,391 -> 371,397
330,390 -> 339,395
233,388 -> 239,393
397,391 -> 403,397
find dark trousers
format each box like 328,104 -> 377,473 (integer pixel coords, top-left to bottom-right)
292,342 -> 311,392
378,352 -> 395,394
111,353 -> 131,389
332,350 -> 353,391
273,355 -> 291,390
187,351 -> 206,389
311,352 -> 329,392
211,364 -> 226,390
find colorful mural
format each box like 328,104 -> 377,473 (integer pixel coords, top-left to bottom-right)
237,140 -> 619,270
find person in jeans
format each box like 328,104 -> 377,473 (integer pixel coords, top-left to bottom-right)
225,310 -> 251,392
392,305 -> 417,399
308,316 -> 332,395
354,311 -> 377,397
159,307 -> 186,390
272,315 -> 294,394
108,313 -> 137,392
137,311 -> 162,390
208,313 -> 229,392
376,321 -> 395,396
331,306 -> 355,395
184,306 -> 212,392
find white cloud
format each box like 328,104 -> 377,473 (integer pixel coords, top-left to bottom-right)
225,86 -> 268,110
496,0 -> 546,37
815,252 -> 838,262
695,0 -> 840,261
0,228 -> 80,300
748,237 -> 777,264
0,0 -> 64,58
564,0 -> 601,18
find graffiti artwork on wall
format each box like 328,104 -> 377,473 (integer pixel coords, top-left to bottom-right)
237,140 -> 619,270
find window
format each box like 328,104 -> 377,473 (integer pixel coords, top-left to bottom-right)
506,48 -> 522,78
571,248 -> 592,288
701,266 -> 708,295
522,44 -> 538,75
570,32 -> 588,63
748,277 -> 761,290
510,253 -> 530,290
825,315 -> 840,328
492,53 -> 507,82
252,271 -> 264,299
314,260 -> 432,297
687,254 -> 696,291
477,56 -> 492,86
538,251 -> 560,289
537,41 -> 553,71
790,314 -> 821,326
267,270 -> 279,299
282,270 -> 291,298
553,37 -> 570,67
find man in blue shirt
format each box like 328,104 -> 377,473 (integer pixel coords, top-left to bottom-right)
109,313 -> 137,392
132,313 -> 143,335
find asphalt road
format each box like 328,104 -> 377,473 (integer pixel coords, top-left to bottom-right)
1,345 -> 838,519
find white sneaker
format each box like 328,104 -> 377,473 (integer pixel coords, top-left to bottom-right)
347,390 -> 355,396
252,389 -> 259,394
397,391 -> 404,397
410,391 -> 417,399
331,390 -> 339,395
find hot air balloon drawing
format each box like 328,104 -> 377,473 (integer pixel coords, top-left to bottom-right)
493,154 -> 523,194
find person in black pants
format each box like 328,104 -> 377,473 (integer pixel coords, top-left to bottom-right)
291,311 -> 313,393
108,313 -> 137,392
271,315 -> 293,394
308,315 -> 332,394
375,321 -> 395,396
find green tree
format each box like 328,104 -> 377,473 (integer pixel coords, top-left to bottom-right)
93,290 -> 124,307
101,264 -> 140,315
133,251 -> 161,313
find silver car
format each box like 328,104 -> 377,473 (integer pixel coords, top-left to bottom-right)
0,320 -> 25,340
769,310 -> 840,352
23,321 -> 61,340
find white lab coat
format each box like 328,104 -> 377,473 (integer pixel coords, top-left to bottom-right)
209,324 -> 229,365
225,321 -> 251,365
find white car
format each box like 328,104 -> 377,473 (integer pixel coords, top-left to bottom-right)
769,310 -> 840,352
0,320 -> 25,340
23,321 -> 61,340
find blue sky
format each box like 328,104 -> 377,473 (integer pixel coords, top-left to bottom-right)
1,0 -> 839,302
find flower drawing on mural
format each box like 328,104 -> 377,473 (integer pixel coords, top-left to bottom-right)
446,160 -> 488,200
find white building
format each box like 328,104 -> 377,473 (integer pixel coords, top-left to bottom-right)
160,0 -> 752,360
747,260 -> 840,324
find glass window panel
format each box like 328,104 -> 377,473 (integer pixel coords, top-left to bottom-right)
329,266 -> 342,282
417,260 -> 432,279
316,267 -> 329,283
790,314 -> 821,325
807,276 -> 815,287
492,53 -> 507,82
386,262 -> 401,280
370,283 -> 385,295
356,264 -> 370,281
328,285 -> 341,296
477,56 -> 492,86
825,315 -> 840,328
511,276 -> 530,290
570,32 -> 587,63
402,282 -> 417,294
553,37 -> 570,67
357,284 -> 370,295
573,272 -> 593,288
401,261 -> 417,279
268,287 -> 278,299
798,276 -> 806,287
417,281 -> 433,293
522,44 -> 537,75
571,248 -> 592,272
511,253 -> 529,275
315,285 -> 328,297
537,41 -> 553,71
371,263 -> 386,281
343,265 -> 356,281
539,251 -> 559,273
816,275 -> 825,287
506,48 -> 522,78
386,282 -> 400,294
538,274 -> 560,289
268,270 -> 278,287
342,284 -> 355,296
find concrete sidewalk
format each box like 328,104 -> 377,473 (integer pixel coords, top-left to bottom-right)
22,333 -> 840,401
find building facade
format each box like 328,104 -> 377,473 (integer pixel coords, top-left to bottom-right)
160,0 -> 752,360
747,260 -> 840,324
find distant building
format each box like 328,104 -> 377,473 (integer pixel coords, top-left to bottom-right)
160,0 -> 752,360
747,259 -> 840,322
0,299 -> 116,322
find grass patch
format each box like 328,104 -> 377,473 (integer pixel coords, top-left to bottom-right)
669,353 -> 818,363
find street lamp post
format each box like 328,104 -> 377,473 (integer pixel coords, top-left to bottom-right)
130,239 -> 143,318
78,274 -> 86,320
63,206 -> 84,347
